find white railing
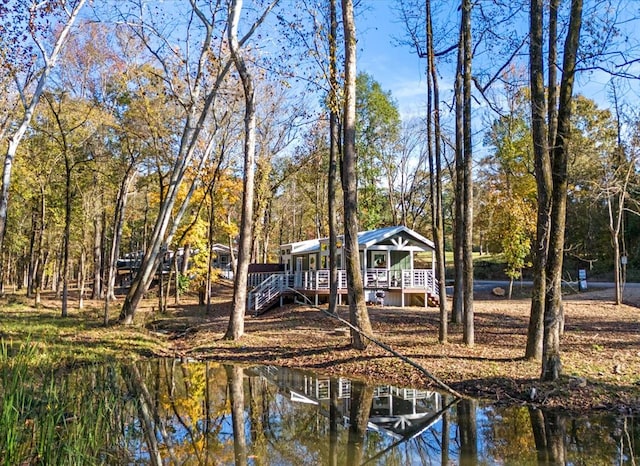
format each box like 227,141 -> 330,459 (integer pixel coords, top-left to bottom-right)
365,269 -> 390,288
401,269 -> 438,294
292,269 -> 436,293
295,270 -> 347,290
247,268 -> 438,314
248,273 -> 287,316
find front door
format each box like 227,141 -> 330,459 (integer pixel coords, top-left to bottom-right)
390,251 -> 409,287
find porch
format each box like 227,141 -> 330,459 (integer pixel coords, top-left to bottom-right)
247,268 -> 439,315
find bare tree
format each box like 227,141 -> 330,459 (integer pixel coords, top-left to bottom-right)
525,0 -> 554,362
342,0 -> 373,349
328,0 -> 341,315
461,0 -> 475,346
0,0 -> 87,291
117,0 -> 276,324
426,0 -> 448,343
224,0 -> 277,340
541,0 -> 584,381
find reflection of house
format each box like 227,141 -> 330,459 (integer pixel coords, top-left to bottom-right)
249,226 -> 439,315
248,365 -> 443,440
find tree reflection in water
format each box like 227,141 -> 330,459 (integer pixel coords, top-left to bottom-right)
4,360 -> 638,464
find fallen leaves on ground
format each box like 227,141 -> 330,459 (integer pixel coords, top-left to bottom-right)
145,282 -> 640,415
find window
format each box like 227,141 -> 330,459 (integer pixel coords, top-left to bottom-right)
373,252 -> 387,268
320,256 -> 328,269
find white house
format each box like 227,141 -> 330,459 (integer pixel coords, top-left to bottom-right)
248,226 -> 440,315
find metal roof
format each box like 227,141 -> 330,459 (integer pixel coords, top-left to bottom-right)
283,226 -> 435,254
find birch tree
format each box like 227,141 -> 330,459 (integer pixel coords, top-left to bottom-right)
116,0 -> 276,324
0,0 -> 87,291
224,0 -> 271,340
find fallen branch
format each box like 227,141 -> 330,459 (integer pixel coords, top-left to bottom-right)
289,289 -> 466,399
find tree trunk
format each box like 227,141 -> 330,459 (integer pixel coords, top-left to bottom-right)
329,378 -> 339,466
27,208 -> 37,299
78,246 -> 86,309
529,407 -> 548,463
346,382 -> 374,466
206,189 -> 216,313
544,410 -> 566,465
526,0 -> 552,361
225,0 -> 257,340
462,0 -> 474,347
105,170 -> 134,325
452,16 -> 465,326
92,207 -> 103,299
459,399 -> 478,466
342,0 -> 373,349
226,365 -> 248,466
61,157 -> 72,318
328,0 -> 340,315
541,0 -> 583,382
426,0 -> 447,343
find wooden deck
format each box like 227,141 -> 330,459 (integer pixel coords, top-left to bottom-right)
247,269 -> 439,314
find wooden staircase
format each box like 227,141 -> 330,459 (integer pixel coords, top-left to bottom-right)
247,273 -> 293,316
427,293 -> 440,307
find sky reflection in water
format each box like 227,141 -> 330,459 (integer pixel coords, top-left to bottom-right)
7,360 -> 639,465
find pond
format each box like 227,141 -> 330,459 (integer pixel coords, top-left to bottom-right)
1,359 -> 638,465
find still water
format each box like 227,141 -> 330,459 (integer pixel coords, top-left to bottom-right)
1,359 -> 638,465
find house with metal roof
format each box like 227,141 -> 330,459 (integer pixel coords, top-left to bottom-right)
248,226 -> 439,315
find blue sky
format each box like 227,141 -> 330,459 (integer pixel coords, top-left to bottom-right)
355,0 -> 640,129
357,1 -> 430,121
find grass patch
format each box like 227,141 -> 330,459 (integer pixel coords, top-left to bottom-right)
0,296 -> 169,369
0,341 -> 136,464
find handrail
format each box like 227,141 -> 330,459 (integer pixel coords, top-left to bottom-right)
247,268 -> 439,314
248,273 -> 288,316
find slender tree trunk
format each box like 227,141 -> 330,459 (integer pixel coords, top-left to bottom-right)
441,406 -> 450,466
61,158 -> 72,318
329,378 -> 339,466
544,411 -> 566,464
225,0 -> 257,340
459,399 -> 478,466
426,0 -> 447,342
92,207 -> 103,300
541,0 -> 583,381
78,246 -> 86,309
226,365 -> 248,466
206,190 -> 215,313
462,0 -> 474,346
346,382 -> 374,466
548,0 -> 560,147
105,170 -> 134,325
452,18 -> 465,326
342,0 -> 373,349
526,0 -> 551,361
328,0 -> 340,315
529,407 -> 548,463
27,207 -> 37,299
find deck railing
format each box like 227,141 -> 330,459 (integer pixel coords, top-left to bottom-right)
247,273 -> 295,316
292,269 -> 437,294
247,268 -> 438,313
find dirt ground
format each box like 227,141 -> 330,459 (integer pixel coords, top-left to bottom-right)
147,281 -> 640,415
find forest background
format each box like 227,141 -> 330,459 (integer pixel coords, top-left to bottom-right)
1,0 -> 640,375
